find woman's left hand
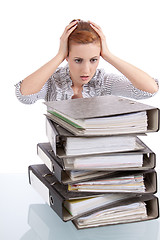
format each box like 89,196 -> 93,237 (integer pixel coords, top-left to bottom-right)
89,21 -> 111,61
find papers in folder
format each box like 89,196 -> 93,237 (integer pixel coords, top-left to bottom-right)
74,202 -> 147,228
66,153 -> 143,170
45,95 -> 159,136
47,111 -> 148,135
64,135 -> 142,156
67,170 -> 112,181
68,174 -> 145,193
64,193 -> 131,217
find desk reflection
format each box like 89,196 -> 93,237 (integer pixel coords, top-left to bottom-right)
20,204 -> 159,240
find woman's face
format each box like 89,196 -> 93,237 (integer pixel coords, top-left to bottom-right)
66,42 -> 100,87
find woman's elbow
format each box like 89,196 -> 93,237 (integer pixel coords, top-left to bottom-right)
150,80 -> 159,94
146,78 -> 159,94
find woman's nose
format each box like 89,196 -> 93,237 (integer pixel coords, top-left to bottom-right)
82,63 -> 90,73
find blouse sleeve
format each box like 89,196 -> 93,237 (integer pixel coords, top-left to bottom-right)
15,80 -> 50,104
102,73 -> 159,100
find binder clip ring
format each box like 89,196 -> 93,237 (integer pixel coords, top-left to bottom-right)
49,195 -> 54,206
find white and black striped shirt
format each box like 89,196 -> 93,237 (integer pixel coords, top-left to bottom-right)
15,64 -> 158,104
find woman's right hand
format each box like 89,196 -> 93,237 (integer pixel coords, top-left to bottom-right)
57,20 -> 78,61
19,21 -> 78,96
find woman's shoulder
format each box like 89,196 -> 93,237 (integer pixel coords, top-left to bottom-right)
49,64 -> 71,87
91,68 -> 117,86
93,68 -> 118,80
50,64 -> 68,79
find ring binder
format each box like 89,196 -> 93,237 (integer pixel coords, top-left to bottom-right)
44,95 -> 160,136
72,196 -> 159,229
28,164 -> 159,226
37,141 -> 156,184
28,95 -> 159,229
46,118 -> 146,157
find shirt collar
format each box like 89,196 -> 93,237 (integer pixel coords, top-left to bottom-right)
65,64 -> 98,87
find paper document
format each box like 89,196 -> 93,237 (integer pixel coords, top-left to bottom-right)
68,174 -> 145,192
75,202 -> 147,227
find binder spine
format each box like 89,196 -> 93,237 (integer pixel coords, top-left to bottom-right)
37,144 -> 54,172
46,118 -> 58,155
28,165 -> 65,220
147,152 -> 156,169
145,169 -> 157,194
48,187 -> 64,220
147,109 -> 160,132
29,168 -> 50,205
37,143 -> 64,182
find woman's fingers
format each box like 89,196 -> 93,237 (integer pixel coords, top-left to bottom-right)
60,21 -> 78,43
66,23 -> 77,36
89,21 -> 104,39
89,21 -> 103,34
58,21 -> 78,59
64,20 -> 78,34
89,21 -> 110,59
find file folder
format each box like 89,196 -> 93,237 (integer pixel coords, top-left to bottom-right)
67,169 -> 157,194
46,118 -> 146,157
72,195 -> 159,229
29,164 -> 106,221
28,164 -> 159,227
37,141 -> 156,184
44,95 -> 159,136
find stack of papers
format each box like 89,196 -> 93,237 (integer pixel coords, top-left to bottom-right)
74,202 -> 147,228
65,135 -> 141,156
66,153 -> 143,170
67,170 -> 112,181
68,174 -> 145,193
31,95 -> 159,228
44,94 -> 160,136
29,164 -> 159,229
48,111 -> 148,135
64,193 -> 131,217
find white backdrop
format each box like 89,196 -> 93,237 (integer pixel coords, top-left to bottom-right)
0,0 -> 160,173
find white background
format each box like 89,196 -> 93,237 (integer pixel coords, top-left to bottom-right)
0,0 -> 160,173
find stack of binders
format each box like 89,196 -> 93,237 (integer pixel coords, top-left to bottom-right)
28,95 -> 160,229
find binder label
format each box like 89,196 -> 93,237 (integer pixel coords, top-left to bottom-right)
30,170 -> 50,204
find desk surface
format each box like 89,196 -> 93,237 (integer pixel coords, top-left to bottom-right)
0,173 -> 160,240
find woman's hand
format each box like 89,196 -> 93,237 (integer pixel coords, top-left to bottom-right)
89,21 -> 111,61
57,20 -> 78,61
90,21 -> 158,94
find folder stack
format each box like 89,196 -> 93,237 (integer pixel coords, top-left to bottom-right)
28,95 -> 159,229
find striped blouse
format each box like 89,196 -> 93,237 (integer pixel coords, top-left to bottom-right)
15,64 -> 158,104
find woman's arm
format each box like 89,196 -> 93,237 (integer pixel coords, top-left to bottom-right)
102,53 -> 158,94
20,21 -> 78,95
20,55 -> 63,95
90,21 -> 158,94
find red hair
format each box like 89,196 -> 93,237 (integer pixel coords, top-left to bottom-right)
68,20 -> 100,49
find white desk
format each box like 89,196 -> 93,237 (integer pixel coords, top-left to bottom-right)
0,173 -> 159,240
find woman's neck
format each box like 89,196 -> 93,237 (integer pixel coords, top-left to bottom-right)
71,84 -> 83,99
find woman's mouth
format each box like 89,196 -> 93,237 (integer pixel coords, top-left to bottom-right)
80,76 -> 90,81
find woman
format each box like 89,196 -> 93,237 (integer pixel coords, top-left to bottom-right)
15,19 -> 159,103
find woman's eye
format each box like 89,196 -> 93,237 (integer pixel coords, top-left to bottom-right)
90,58 -> 98,63
75,59 -> 82,63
